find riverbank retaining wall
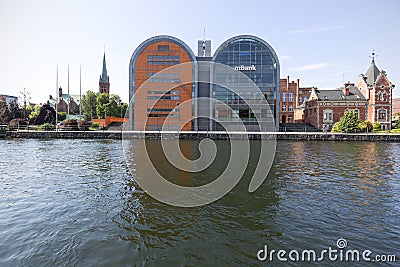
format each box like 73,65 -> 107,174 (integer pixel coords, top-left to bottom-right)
4,130 -> 400,141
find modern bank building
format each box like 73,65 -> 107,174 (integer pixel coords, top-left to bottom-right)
128,35 -> 280,132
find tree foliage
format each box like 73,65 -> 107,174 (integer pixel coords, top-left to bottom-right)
394,113 -> 400,129
81,92 -> 127,120
0,100 -> 24,124
96,93 -> 110,119
57,112 -> 67,121
81,90 -> 98,120
331,110 -> 361,133
358,120 -> 373,132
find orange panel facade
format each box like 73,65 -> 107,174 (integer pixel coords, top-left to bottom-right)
132,38 -> 194,131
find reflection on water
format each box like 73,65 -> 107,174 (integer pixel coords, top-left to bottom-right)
0,139 -> 399,266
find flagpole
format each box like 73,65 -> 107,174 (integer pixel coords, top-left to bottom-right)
67,64 -> 70,117
56,65 -> 58,128
79,65 -> 82,121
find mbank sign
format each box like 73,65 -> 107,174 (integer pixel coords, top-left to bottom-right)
234,65 -> 256,71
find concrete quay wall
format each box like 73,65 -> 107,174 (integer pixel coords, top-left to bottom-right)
5,130 -> 400,141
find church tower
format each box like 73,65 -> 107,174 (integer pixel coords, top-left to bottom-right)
357,52 -> 395,130
99,52 -> 110,94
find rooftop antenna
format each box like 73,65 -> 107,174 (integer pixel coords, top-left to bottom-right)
202,29 -> 206,57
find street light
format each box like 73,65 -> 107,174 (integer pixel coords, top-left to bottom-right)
19,87 -> 30,121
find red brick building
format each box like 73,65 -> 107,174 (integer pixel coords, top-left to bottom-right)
303,83 -> 367,130
357,55 -> 395,130
298,56 -> 395,130
279,77 -> 298,123
279,76 -> 313,123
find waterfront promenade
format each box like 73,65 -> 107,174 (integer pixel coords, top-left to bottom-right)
5,130 -> 400,141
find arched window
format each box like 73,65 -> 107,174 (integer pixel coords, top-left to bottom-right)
382,92 -> 387,101
378,92 -> 382,101
378,109 -> 387,122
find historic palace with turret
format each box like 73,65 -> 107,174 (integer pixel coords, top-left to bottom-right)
290,53 -> 395,131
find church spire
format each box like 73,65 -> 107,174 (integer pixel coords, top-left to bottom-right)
100,52 -> 109,83
99,51 -> 110,94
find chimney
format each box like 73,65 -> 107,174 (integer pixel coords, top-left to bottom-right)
58,87 -> 62,97
343,81 -> 354,96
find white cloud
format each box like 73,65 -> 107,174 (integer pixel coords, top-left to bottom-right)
288,26 -> 345,34
279,55 -> 290,61
293,63 -> 331,72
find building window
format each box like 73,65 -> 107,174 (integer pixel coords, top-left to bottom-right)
298,96 -> 303,103
323,109 -> 333,123
147,55 -> 179,60
288,92 -> 293,102
381,92 -> 387,101
147,61 -> 180,65
282,105 -> 286,112
288,105 -> 293,112
354,109 -> 360,119
378,109 -> 387,121
158,45 -> 169,51
282,92 -> 286,102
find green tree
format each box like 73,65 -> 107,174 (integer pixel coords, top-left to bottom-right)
0,99 -> 7,123
331,110 -> 360,133
81,91 -> 98,120
96,93 -> 109,119
119,102 -> 128,118
106,94 -> 127,117
82,91 -> 127,120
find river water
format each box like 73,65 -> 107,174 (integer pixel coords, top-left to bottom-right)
0,139 -> 399,266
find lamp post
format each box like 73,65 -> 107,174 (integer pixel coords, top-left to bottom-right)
19,87 -> 30,121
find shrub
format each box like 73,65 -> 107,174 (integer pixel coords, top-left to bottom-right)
28,111 -> 38,120
358,120 -> 373,132
9,118 -> 27,130
78,120 -> 92,131
394,119 -> 400,129
57,112 -> 67,121
331,122 -> 342,132
372,122 -> 381,132
91,122 -> 100,128
61,119 -> 79,131
38,123 -> 55,131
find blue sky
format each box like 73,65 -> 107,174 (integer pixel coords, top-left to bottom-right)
1,0 -> 399,103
